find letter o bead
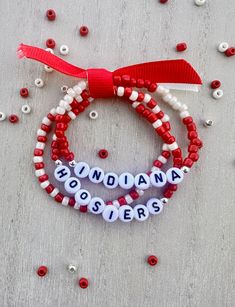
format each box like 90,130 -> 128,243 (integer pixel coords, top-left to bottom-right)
88,197 -> 105,214
64,177 -> 81,194
74,162 -> 90,178
103,172 -> 119,189
146,198 -> 163,215
102,205 -> 119,222
134,204 -> 149,221
119,205 -> 134,222
75,189 -> 91,205
54,165 -> 71,182
150,170 -> 167,187
166,167 -> 184,184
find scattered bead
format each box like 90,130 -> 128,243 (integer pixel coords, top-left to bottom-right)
21,104 -> 31,114
44,65 -> 54,72
147,255 -> 158,266
0,112 -> 6,121
37,266 -> 48,277
8,114 -> 19,123
225,47 -> 235,57
78,277 -> 89,289
212,89 -> 223,99
79,26 -> 89,36
218,42 -> 229,53
46,9 -> 56,21
34,78 -> 44,88
98,149 -> 108,159
176,42 -> 187,52
204,119 -> 213,127
45,48 -> 54,54
59,45 -> 69,56
46,38 -> 56,49
20,87 -> 29,98
159,0 -> 168,3
67,264 -> 77,273
89,110 -> 98,119
61,85 -> 68,93
210,80 -> 221,89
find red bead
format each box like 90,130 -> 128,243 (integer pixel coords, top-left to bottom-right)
79,25 -> 89,36
153,160 -> 163,168
210,80 -> 221,89
45,184 -> 54,194
142,109 -> 151,118
147,99 -> 157,109
124,87 -> 132,98
135,104 -> 145,114
81,100 -> 90,108
8,114 -> 19,123
58,141 -> 69,149
183,158 -> 194,168
162,150 -> 171,158
187,123 -> 196,131
118,196 -> 127,206
73,108 -> 80,116
51,154 -> 58,161
173,157 -> 183,166
113,76 -> 122,85
56,123 -> 67,131
225,47 -> 235,57
80,205 -> 88,213
38,174 -> 49,183
47,113 -> 55,121
144,80 -> 151,88
20,87 -> 29,98
46,38 -> 56,49
54,193 -> 63,203
37,266 -> 48,277
130,78 -> 137,87
78,277 -> 89,289
156,126 -> 166,136
41,124 -> 51,133
157,111 -> 164,119
163,122 -> 171,131
136,78 -> 145,88
34,149 -> 43,156
37,136 -> 47,143
148,83 -> 157,92
68,197 -> 76,207
46,9 -> 56,21
147,113 -> 158,123
98,149 -> 109,159
122,75 -> 131,86
176,42 -> 187,52
189,152 -> 199,162
191,138 -> 203,148
183,116 -> 193,125
34,162 -> 44,170
169,184 -> 178,192
188,131 -> 198,140
147,255 -> 158,266
129,190 -> 139,200
65,152 -> 75,161
52,148 -> 60,155
162,132 -> 171,142
188,144 -> 198,153
51,141 -> 58,148
106,201 -> 113,206
77,104 -> 85,112
55,130 -> 64,138
172,148 -> 182,158
137,92 -> 145,102
81,91 -> 89,100
164,189 -> 174,198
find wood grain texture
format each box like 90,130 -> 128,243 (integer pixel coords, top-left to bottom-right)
0,0 -> 234,306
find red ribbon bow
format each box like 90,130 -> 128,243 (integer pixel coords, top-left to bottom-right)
17,44 -> 202,99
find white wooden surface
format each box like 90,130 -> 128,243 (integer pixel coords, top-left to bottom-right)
0,1 -> 234,306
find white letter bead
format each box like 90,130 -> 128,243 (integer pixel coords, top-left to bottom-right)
166,167 -> 184,184
134,173 -> 150,190
146,198 -> 163,215
75,189 -> 91,205
119,173 -> 134,189
88,197 -> 105,214
150,171 -> 167,187
118,205 -> 134,222
88,167 -> 105,184
134,204 -> 149,221
54,165 -> 71,182
64,177 -> 81,194
103,172 -> 119,189
102,205 -> 119,222
74,162 -> 90,178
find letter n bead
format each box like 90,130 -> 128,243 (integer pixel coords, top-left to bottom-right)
54,165 -> 71,182
166,167 -> 184,184
150,170 -> 167,187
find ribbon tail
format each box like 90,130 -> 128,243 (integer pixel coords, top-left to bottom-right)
17,44 -> 86,78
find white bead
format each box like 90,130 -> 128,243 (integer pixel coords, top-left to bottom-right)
37,129 -> 46,136
162,93 -> 173,103
124,194 -> 133,205
61,85 -> 68,93
151,166 -> 160,172
33,156 -> 43,163
88,167 -> 105,184
64,94 -> 73,104
150,171 -> 167,187
168,96 -> 178,106
21,104 -> 31,114
134,173 -> 150,190
156,85 -> 169,96
152,119 -> 162,129
62,196 -> 69,206
103,172 -> 119,189
73,85 -> 82,95
143,93 -> 152,103
158,155 -> 167,164
113,200 -> 120,209
56,106 -> 66,115
67,88 -> 76,98
132,102 -> 140,109
0,112 -> 6,121
178,104 -> 188,112
45,48 -> 54,54
162,143 -> 169,151
50,188 -> 59,197
168,142 -> 178,151
118,173 -> 135,190
166,167 -> 184,184
218,42 -> 229,53
129,91 -> 138,101
74,203 -> 80,210
68,111 -> 76,120
75,189 -> 91,205
152,105 -> 161,113
75,94 -> 83,102
54,165 -> 71,182
44,65 -> 53,72
36,142 -> 45,150
50,108 -> 57,116
119,205 -> 134,222
134,204 -> 149,221
55,159 -> 62,166
195,0 -> 206,6
34,78 -> 44,88
172,102 -> 182,110
212,89 -> 223,99
117,87 -> 125,96
60,45 -> 69,55
35,169 -> 45,177
69,160 -> 76,167
78,81 -> 87,90
64,177 -> 81,194
74,162 -> 90,178
102,205 -> 119,222
52,134 -> 57,141
59,100 -> 71,111
162,114 -> 170,122
146,198 -> 163,215
40,180 -> 50,189
204,119 -> 213,127
136,188 -> 144,196
88,197 -> 105,214
180,111 -> 190,118
89,110 -> 98,120
42,117 -> 51,126
181,166 -> 190,174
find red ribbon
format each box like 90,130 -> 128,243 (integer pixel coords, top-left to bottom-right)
17,44 -> 202,99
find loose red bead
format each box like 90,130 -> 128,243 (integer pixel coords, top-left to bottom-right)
225,47 -> 235,57
8,114 -> 19,123
20,87 -> 29,98
46,38 -> 56,49
98,149 -> 109,159
210,80 -> 221,89
46,9 -> 56,21
79,277 -> 89,289
80,205 -> 88,213
79,26 -> 89,36
147,255 -> 158,266
37,266 -> 48,277
159,0 -> 168,3
176,42 -> 187,52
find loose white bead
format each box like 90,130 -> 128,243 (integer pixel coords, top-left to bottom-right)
37,129 -> 46,136
75,189 -> 91,205
134,173 -> 150,190
180,111 -> 190,118
74,162 -> 90,178
103,172 -> 119,189
60,45 -> 69,55
45,48 -> 54,54
89,110 -> 98,120
144,93 -> 152,103
67,264 -> 77,273
118,205 -> 134,222
150,171 -> 167,187
212,89 -> 223,99
204,119 -> 213,127
54,165 -> 71,182
33,156 -> 43,163
0,112 -> 6,121
40,180 -> 50,189
152,119 -> 162,129
132,102 -> 140,109
50,188 -> 59,198
21,104 -> 31,114
152,105 -> 161,113
195,0 -> 206,6
117,87 -> 125,96
67,88 -> 76,98
42,117 -> 51,126
44,65 -> 53,72
118,173 -> 135,190
218,42 -> 229,53
166,167 -> 184,184
88,167 -> 105,184
88,197 -> 105,214
129,90 -> 138,101
124,194 -> 133,205
62,196 -> 69,206
61,85 -> 68,93
56,106 -> 66,115
146,198 -> 163,215
36,142 -> 45,150
64,177 -> 81,194
162,93 -> 173,103
35,169 -> 45,177
34,78 -> 44,88
102,205 -> 119,222
168,142 -> 178,151
134,204 -> 149,221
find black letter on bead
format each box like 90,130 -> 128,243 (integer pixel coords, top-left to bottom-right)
107,176 -> 115,186
124,209 -> 131,220
79,166 -> 85,174
138,175 -> 147,186
108,210 -> 114,220
80,192 -> 88,200
171,170 -> 181,182
137,208 -> 146,219
92,170 -> 102,181
69,180 -> 78,188
92,201 -> 101,212
57,168 -> 68,179
154,173 -> 164,183
152,202 -> 160,212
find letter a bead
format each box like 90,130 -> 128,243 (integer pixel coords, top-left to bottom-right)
134,173 -> 150,190
102,205 -> 119,222
54,165 -> 71,182
166,167 -> 184,184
